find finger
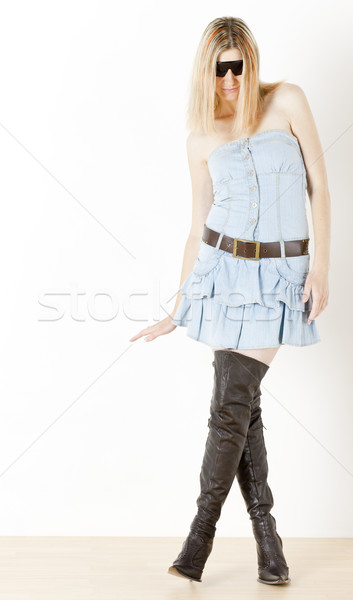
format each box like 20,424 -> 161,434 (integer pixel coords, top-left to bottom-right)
308,296 -> 326,322
130,327 -> 151,342
302,284 -> 311,302
130,333 -> 143,341
315,293 -> 327,316
307,301 -> 320,324
318,295 -> 326,313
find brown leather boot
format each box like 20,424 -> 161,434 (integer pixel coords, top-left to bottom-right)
235,387 -> 291,584
168,350 -> 270,582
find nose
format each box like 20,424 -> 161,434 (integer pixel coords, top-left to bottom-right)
223,69 -> 236,79
223,73 -> 237,85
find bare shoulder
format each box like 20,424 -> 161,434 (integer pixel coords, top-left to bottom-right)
272,80 -> 302,98
274,82 -> 328,194
186,131 -> 208,162
271,81 -> 308,118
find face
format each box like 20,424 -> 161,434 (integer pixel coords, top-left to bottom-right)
215,48 -> 243,100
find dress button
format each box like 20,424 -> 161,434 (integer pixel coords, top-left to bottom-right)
249,170 -> 254,176
252,202 -> 257,208
251,217 -> 256,224
251,185 -> 257,191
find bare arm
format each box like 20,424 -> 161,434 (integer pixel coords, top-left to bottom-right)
129,131 -> 214,342
283,83 -> 331,270
170,132 -> 215,318
281,82 -> 330,323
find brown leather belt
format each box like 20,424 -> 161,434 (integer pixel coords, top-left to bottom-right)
202,225 -> 309,261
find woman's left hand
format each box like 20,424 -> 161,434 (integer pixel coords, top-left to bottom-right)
302,266 -> 329,324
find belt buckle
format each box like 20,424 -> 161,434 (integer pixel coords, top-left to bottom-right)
233,238 -> 260,261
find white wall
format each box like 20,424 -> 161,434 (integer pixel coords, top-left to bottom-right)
0,0 -> 351,536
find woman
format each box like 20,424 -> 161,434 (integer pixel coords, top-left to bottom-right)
130,16 -> 330,585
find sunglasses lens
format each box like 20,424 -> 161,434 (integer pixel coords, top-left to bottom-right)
232,61 -> 243,75
216,64 -> 227,77
216,60 -> 243,77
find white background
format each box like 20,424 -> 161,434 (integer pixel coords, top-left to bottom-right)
0,0 -> 351,536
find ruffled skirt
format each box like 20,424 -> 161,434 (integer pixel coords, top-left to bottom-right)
172,242 -> 320,349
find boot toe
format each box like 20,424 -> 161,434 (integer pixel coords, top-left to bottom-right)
168,532 -> 213,582
257,563 -> 290,584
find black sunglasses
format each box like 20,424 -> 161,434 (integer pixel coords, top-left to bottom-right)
216,59 -> 243,77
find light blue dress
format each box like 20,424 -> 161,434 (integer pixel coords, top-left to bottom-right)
172,129 -> 321,349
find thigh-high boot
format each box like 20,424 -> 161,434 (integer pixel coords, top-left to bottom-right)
168,350 -> 270,582
235,386 -> 291,584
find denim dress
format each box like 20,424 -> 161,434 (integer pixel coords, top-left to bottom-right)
172,129 -> 321,349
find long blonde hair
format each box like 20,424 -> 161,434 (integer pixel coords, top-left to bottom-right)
186,16 -> 285,136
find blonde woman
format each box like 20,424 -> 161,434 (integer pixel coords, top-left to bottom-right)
130,16 -> 330,585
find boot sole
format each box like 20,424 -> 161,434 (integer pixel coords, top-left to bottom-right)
257,576 -> 291,585
168,566 -> 290,585
167,565 -> 202,582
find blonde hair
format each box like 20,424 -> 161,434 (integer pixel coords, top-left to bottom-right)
186,16 -> 285,136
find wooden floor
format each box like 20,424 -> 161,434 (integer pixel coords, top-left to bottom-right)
0,537 -> 352,599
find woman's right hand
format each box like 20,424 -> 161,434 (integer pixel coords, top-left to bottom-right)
129,315 -> 177,343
